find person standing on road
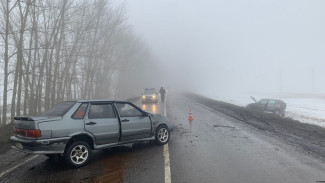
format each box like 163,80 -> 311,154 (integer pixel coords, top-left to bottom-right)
159,87 -> 166,102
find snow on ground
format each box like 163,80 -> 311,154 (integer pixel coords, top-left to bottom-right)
209,93 -> 325,128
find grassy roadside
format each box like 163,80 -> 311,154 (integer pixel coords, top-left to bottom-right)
0,123 -> 13,154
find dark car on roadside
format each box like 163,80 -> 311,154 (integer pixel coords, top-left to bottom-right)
142,88 -> 158,103
10,100 -> 173,167
247,98 -> 286,117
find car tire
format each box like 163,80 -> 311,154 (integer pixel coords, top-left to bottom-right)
155,125 -> 170,145
65,141 -> 91,168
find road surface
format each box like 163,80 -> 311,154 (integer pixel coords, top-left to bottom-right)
1,93 -> 325,183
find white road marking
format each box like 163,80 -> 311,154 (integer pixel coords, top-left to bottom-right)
163,97 -> 172,183
164,144 -> 171,183
0,155 -> 39,179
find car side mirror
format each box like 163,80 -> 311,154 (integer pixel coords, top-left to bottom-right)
143,112 -> 152,116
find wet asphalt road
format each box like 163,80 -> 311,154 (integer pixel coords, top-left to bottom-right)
1,93 -> 325,183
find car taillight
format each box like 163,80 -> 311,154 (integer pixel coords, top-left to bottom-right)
28,129 -> 41,138
13,128 -> 41,138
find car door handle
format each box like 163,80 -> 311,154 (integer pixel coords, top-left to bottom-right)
86,122 -> 97,125
121,119 -> 129,122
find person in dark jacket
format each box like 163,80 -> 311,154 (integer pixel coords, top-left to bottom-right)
159,87 -> 166,102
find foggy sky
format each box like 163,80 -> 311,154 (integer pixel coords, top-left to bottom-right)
116,0 -> 325,96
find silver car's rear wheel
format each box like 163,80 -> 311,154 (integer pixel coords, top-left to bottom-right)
66,141 -> 91,167
70,145 -> 88,165
156,126 -> 170,145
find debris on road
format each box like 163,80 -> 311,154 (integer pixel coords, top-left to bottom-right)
213,125 -> 235,129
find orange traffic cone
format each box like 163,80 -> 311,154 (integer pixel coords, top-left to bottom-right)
188,109 -> 193,121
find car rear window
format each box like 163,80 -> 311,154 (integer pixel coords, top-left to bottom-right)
72,103 -> 89,119
42,101 -> 77,117
259,100 -> 267,104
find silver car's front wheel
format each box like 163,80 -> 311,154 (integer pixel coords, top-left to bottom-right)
156,126 -> 170,145
66,141 -> 91,167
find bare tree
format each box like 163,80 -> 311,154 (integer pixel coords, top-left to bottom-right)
0,0 -> 158,123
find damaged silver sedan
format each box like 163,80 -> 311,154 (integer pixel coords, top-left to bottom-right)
10,100 -> 173,167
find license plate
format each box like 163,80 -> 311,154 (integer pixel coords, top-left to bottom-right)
15,143 -> 23,150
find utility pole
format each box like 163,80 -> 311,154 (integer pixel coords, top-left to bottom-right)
279,70 -> 283,93
312,68 -> 315,92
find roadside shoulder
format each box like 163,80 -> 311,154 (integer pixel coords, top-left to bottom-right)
185,93 -> 325,163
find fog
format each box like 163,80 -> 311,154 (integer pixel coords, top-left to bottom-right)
117,0 -> 325,96
1,0 -> 325,124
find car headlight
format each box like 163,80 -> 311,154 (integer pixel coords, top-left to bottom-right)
142,95 -> 145,99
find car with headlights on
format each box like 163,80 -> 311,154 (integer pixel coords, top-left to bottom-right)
142,88 -> 158,103
10,100 -> 173,167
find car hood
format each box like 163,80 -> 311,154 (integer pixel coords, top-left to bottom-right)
246,103 -> 258,107
149,114 -> 174,132
150,114 -> 169,123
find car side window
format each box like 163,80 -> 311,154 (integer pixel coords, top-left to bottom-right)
259,100 -> 267,104
116,103 -> 143,117
72,103 -> 88,119
268,100 -> 276,104
88,103 -> 116,119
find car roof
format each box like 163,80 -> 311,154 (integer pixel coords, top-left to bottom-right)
261,99 -> 284,102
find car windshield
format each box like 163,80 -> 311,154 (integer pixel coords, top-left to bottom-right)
41,101 -> 77,117
144,90 -> 156,94
259,100 -> 268,104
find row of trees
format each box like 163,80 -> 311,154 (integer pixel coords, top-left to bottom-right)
0,0 -> 157,125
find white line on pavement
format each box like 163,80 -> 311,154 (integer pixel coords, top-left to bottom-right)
163,97 -> 172,183
164,144 -> 171,183
0,155 -> 39,179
